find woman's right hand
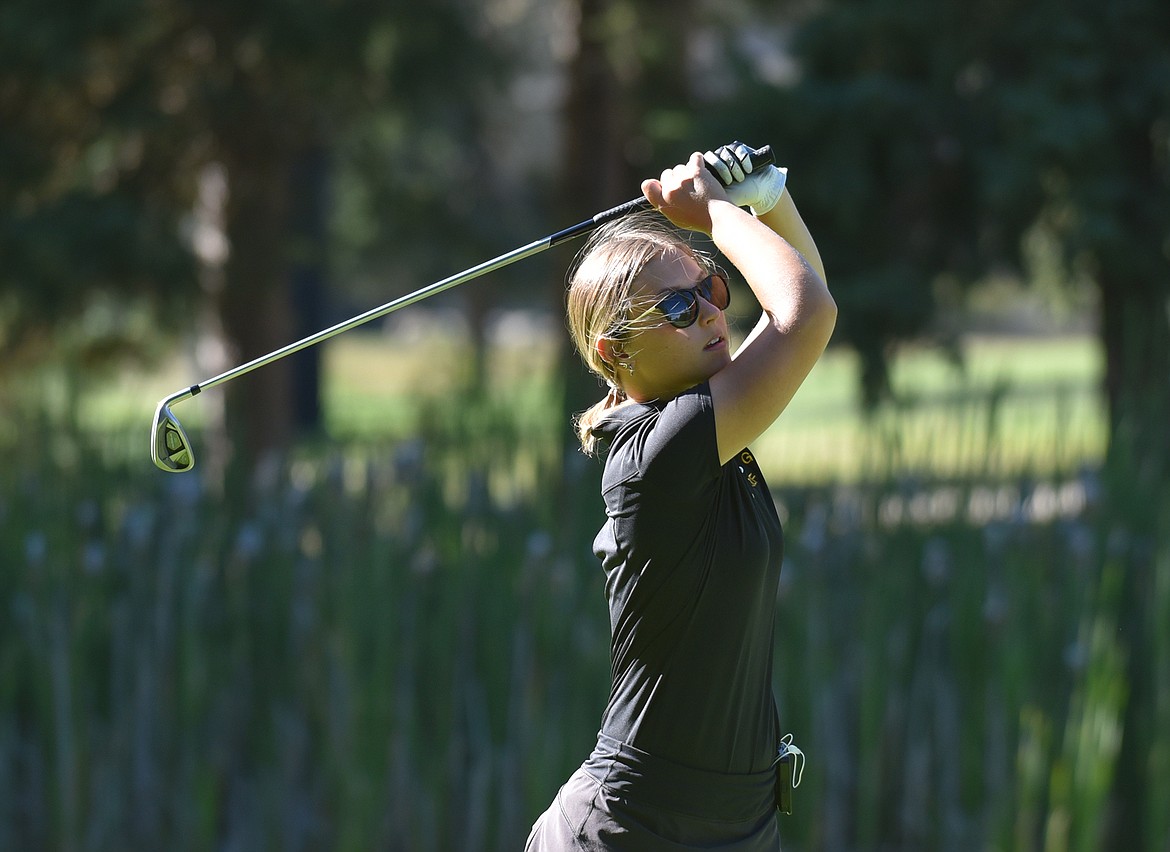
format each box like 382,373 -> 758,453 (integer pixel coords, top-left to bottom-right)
640,152 -> 736,235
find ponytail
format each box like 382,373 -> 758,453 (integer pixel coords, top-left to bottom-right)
574,385 -> 630,457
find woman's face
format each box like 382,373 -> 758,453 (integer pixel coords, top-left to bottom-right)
618,248 -> 732,402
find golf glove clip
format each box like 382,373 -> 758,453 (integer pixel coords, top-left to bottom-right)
773,733 -> 806,815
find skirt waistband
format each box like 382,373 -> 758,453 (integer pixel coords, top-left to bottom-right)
582,733 -> 776,822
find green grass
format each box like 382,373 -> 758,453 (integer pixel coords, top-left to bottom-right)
73,323 -> 1106,484
753,334 -> 1105,483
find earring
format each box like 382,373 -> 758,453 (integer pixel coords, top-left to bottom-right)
618,360 -> 635,375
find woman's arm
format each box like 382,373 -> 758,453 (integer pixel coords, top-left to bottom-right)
755,185 -> 826,282
644,152 -> 836,465
708,190 -> 836,464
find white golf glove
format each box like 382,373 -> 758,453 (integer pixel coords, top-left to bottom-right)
703,142 -> 787,216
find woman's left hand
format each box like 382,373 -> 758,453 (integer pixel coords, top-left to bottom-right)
704,143 -> 788,216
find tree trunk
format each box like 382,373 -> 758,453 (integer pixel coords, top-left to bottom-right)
218,122 -> 297,476
211,94 -> 328,478
288,144 -> 328,438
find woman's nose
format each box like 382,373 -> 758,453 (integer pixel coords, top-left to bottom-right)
697,293 -> 722,323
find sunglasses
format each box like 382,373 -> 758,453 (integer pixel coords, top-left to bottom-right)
630,273 -> 731,330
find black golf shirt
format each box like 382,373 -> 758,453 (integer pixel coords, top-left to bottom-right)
591,382 -> 785,776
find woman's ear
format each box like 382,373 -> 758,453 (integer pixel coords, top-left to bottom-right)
596,336 -> 624,366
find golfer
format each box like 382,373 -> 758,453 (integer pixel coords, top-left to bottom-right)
525,144 -> 834,850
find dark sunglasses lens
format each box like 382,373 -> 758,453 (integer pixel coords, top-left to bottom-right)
655,275 -> 730,328
702,274 -> 730,310
660,291 -> 699,328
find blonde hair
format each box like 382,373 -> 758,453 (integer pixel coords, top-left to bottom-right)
566,212 -> 718,455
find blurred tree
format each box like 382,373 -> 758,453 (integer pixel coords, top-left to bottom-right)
0,1 -> 198,373
712,0 -> 987,406
0,0 -> 494,470
733,0 -> 1170,472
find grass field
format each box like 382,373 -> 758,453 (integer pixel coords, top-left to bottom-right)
752,333 -> 1105,482
75,314 -> 1106,484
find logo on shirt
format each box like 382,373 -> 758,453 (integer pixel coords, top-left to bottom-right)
739,450 -> 759,488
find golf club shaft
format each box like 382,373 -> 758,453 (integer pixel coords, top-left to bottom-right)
165,144 -> 774,407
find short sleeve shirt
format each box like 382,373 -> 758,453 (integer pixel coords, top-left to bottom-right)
591,382 -> 785,775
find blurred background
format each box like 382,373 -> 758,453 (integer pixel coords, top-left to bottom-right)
2,0 -> 1168,849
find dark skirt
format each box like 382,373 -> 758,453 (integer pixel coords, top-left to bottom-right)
525,734 -> 780,851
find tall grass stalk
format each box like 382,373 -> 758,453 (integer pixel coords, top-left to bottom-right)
1043,547 -> 1127,852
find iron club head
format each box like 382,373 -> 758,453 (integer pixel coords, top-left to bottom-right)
151,398 -> 195,472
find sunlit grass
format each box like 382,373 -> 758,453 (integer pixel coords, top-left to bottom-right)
63,316 -> 1105,484
755,334 -> 1105,483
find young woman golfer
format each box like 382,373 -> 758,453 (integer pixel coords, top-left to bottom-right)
524,143 -> 835,850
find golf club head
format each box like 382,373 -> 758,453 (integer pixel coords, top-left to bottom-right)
151,400 -> 195,472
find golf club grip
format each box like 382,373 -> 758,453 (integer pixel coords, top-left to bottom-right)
546,143 -> 776,246
591,144 -> 776,227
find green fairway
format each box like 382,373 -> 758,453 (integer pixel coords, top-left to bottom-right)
319,326 -> 1107,483
754,334 -> 1105,483
74,322 -> 1105,484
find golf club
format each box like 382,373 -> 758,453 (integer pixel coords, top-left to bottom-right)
151,144 -> 775,472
